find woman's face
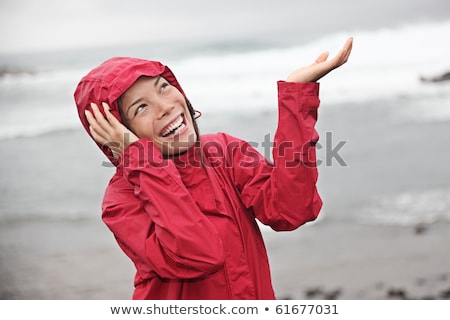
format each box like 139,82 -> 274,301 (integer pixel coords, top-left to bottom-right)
120,76 -> 197,156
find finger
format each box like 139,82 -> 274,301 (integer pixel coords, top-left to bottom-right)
86,104 -> 110,139
331,38 -> 353,67
84,109 -> 95,126
88,122 -> 108,145
315,52 -> 329,64
102,102 -> 124,128
91,102 -> 116,136
85,109 -> 105,135
343,37 -> 353,60
102,102 -> 114,120
102,101 -> 139,145
91,102 -> 109,125
339,37 -> 353,63
343,37 -> 353,51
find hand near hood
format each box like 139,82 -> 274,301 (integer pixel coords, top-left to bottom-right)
85,102 -> 139,159
287,37 -> 353,83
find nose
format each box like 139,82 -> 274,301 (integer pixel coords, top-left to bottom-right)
156,102 -> 174,120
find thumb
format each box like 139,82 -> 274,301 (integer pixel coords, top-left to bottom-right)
315,52 -> 329,64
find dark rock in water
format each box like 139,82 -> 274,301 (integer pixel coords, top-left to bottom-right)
323,289 -> 342,300
387,288 -> 408,299
277,295 -> 293,300
438,273 -> 448,281
304,287 -> 342,300
414,223 -> 427,235
305,287 -> 323,298
420,71 -> 450,83
0,66 -> 35,77
440,288 -> 450,299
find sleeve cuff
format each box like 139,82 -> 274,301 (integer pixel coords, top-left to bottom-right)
118,138 -> 167,169
277,81 -> 319,96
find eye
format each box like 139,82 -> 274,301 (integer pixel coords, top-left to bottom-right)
160,82 -> 170,93
134,104 -> 147,116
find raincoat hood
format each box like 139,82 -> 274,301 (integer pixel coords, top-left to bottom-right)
74,57 -> 188,166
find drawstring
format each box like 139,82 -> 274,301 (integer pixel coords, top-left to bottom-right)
193,110 -> 202,119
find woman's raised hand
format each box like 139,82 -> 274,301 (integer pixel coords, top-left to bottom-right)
287,37 -> 353,83
85,102 -> 138,159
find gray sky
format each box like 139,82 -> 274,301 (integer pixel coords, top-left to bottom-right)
1,0 -> 449,54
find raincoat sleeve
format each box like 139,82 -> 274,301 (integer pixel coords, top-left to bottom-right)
101,139 -> 224,280
231,81 -> 322,231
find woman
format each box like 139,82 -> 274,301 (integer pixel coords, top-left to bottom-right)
74,37 -> 352,299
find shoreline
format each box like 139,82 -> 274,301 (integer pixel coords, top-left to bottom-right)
1,97 -> 450,300
1,217 -> 449,300
267,220 -> 450,300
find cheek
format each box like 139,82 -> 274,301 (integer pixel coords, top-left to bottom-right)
131,118 -> 158,139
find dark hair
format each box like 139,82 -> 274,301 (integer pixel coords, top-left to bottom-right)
186,98 -> 201,142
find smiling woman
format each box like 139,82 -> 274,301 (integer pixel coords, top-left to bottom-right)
73,40 -> 352,300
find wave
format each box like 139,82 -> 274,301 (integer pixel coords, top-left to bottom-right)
0,125 -> 80,140
357,188 -> 450,227
1,20 -> 449,140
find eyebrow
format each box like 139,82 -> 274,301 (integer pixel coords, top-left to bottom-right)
126,98 -> 143,118
154,75 -> 162,87
125,76 -> 162,118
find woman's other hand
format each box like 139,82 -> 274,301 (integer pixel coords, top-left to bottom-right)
287,37 -> 353,83
85,102 -> 139,159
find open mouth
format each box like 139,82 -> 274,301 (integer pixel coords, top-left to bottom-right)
160,114 -> 186,138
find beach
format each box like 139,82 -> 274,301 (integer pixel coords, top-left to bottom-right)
1,1 -> 450,299
1,101 -> 449,300
1,214 -> 449,300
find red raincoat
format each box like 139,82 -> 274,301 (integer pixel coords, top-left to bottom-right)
74,57 -> 322,299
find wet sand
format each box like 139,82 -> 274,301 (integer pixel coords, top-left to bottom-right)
1,217 -> 449,300
1,103 -> 450,300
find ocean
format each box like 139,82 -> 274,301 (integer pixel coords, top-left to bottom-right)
1,19 -> 450,229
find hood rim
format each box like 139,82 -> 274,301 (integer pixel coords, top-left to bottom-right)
74,57 -> 190,166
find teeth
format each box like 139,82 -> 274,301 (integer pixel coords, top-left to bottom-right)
161,115 -> 184,137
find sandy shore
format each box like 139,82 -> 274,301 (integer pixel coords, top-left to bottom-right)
0,219 -> 134,299
1,216 -> 449,300
1,101 -> 450,300
267,220 -> 450,300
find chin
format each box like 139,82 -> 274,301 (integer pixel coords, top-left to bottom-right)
162,136 -> 198,156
